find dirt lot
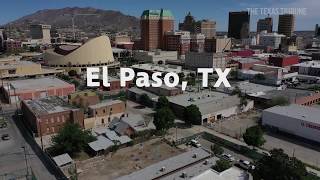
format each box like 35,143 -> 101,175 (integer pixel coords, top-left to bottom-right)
207,110 -> 261,139
77,138 -> 185,180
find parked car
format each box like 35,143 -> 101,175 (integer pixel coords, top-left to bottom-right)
189,139 -> 201,148
1,134 -> 10,141
237,159 -> 255,170
221,153 -> 235,162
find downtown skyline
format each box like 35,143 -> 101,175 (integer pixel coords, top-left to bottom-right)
0,0 -> 319,31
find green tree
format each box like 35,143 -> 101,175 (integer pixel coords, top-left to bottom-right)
231,86 -> 242,96
212,159 -> 232,172
211,144 -> 224,155
71,80 -> 80,88
117,91 -> 127,101
156,96 -> 170,109
243,125 -> 266,149
253,149 -> 307,180
51,123 -> 96,156
229,70 -> 238,79
68,70 -> 78,77
139,93 -> 153,107
154,107 -> 175,133
240,96 -> 248,106
184,105 -> 201,125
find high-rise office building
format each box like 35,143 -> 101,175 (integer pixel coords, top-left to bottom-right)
315,24 -> 320,37
196,20 -> 216,39
30,24 -> 51,44
179,12 -> 196,33
140,9 -> 174,51
180,12 -> 216,39
278,14 -> 295,37
228,11 -> 250,39
257,17 -> 273,33
0,29 -> 4,52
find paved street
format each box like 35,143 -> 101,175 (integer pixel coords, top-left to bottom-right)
0,111 -> 56,180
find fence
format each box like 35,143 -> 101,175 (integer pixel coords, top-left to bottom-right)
14,114 -> 68,180
171,131 -> 264,161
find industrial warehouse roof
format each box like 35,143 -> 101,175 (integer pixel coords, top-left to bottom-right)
168,91 -> 242,115
88,136 -> 114,152
191,167 -> 248,180
264,104 -> 320,124
258,88 -> 317,102
52,153 -> 73,167
228,81 -> 278,95
116,148 -> 211,180
9,77 -> 72,92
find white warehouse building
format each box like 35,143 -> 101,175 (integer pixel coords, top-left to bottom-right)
262,104 -> 320,143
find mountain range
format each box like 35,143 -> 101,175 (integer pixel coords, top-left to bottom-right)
4,7 -> 140,34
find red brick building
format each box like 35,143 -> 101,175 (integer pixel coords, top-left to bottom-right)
230,49 -> 254,57
100,77 -> 131,91
231,57 -> 266,70
163,31 -> 190,56
268,55 -> 299,67
4,77 -> 75,103
140,9 -> 174,50
21,96 -> 84,136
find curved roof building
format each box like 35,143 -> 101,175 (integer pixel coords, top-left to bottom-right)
44,35 -> 117,73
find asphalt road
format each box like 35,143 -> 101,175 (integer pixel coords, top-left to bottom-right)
0,111 -> 56,180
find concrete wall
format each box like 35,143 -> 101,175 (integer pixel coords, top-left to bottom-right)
262,110 -> 320,143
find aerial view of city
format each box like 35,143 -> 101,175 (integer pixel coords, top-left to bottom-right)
1,0 -> 320,179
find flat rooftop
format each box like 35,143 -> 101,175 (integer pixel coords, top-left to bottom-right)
258,88 -> 317,102
131,63 -> 182,73
292,61 -> 320,68
264,104 -> 320,124
0,60 -> 36,70
116,148 -> 211,180
191,167 -> 248,180
9,77 -> 72,92
230,81 -> 277,95
88,100 -> 123,109
232,57 -> 265,63
23,96 -> 76,116
161,157 -> 218,180
168,91 -> 241,115
128,87 -> 159,100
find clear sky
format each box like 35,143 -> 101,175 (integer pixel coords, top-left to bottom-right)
0,0 -> 319,31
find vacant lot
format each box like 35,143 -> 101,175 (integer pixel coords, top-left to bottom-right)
77,138 -> 185,180
207,110 -> 261,139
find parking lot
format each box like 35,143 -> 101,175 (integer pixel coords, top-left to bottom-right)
77,138 -> 185,180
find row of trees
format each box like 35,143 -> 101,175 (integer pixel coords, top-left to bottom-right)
153,96 -> 202,133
